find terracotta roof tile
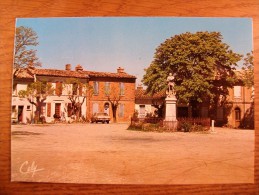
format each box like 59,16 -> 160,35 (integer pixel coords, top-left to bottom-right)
83,70 -> 136,79
13,67 -> 136,80
135,88 -> 166,100
13,68 -> 34,79
35,69 -> 89,78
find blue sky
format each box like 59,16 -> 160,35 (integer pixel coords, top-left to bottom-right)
16,17 -> 253,85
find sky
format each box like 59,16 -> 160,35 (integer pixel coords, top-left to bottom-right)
16,17 -> 253,85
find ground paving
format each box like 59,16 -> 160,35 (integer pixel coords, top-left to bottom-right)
11,123 -> 254,184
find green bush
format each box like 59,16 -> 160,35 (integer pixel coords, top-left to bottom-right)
179,122 -> 192,132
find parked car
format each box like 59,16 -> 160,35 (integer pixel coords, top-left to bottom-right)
91,113 -> 110,123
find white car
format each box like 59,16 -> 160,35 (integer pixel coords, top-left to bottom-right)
91,113 -> 110,123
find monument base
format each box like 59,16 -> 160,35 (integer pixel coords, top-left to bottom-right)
164,95 -> 177,121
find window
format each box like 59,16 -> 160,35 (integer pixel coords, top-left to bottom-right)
93,103 -> 99,114
119,104 -> 125,117
105,82 -> 110,96
235,107 -> 241,121
27,105 -> 31,110
234,86 -> 241,98
56,81 -> 63,96
119,82 -> 125,96
93,81 -> 99,95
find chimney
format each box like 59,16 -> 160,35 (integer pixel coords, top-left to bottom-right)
117,67 -> 124,73
65,64 -> 71,71
75,64 -> 83,71
137,84 -> 143,90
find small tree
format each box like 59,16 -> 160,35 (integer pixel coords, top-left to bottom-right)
63,78 -> 91,121
105,84 -> 123,123
18,80 -> 54,123
14,26 -> 41,69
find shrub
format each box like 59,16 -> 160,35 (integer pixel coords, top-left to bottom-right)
178,121 -> 192,132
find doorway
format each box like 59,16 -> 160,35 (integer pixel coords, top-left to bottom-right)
18,106 -> 24,123
104,102 -> 110,115
55,103 -> 61,117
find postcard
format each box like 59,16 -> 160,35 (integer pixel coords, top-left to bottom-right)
11,17 -> 254,184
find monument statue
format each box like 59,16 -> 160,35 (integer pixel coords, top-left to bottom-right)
166,73 -> 175,97
164,72 -> 177,126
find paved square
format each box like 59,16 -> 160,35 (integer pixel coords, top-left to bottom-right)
11,123 -> 254,184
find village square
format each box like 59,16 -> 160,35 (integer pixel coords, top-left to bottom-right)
11,18 -> 254,184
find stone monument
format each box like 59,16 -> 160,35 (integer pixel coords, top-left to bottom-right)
165,73 -> 177,121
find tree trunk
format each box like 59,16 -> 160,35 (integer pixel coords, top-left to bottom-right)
112,104 -> 117,123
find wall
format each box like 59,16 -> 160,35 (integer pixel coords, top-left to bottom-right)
88,78 -> 135,122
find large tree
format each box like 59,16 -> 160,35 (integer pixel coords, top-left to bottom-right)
14,26 -> 41,69
143,31 -> 242,116
18,80 -> 54,123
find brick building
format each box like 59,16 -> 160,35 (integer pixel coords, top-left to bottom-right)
12,65 -> 136,123
84,66 -> 136,122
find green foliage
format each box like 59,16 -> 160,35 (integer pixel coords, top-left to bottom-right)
14,26 -> 41,69
63,78 -> 91,120
18,81 -> 54,99
18,80 -> 54,123
178,122 -> 192,132
142,31 -> 242,104
241,52 -> 254,88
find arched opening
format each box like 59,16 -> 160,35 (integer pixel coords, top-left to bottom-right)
104,102 -> 110,115
234,107 -> 241,128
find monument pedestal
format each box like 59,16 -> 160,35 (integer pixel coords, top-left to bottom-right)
165,95 -> 177,121
164,95 -> 177,131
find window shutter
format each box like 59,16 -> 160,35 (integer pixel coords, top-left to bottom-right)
120,83 -> 125,96
93,82 -> 99,95
119,104 -> 124,117
79,85 -> 83,96
56,81 -> 62,96
47,103 -> 51,117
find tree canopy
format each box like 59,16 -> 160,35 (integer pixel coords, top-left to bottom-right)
142,31 -> 242,105
14,26 -> 41,69
63,78 -> 91,120
241,52 -> 254,88
18,80 -> 54,122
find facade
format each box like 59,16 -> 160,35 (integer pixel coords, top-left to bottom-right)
224,85 -> 254,128
12,65 -> 136,124
85,67 -> 136,122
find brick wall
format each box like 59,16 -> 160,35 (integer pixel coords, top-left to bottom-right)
87,77 -> 136,122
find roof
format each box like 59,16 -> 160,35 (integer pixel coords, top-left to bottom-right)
13,68 -> 34,79
13,67 -> 136,80
135,88 -> 166,100
83,70 -> 136,79
35,69 -> 89,79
